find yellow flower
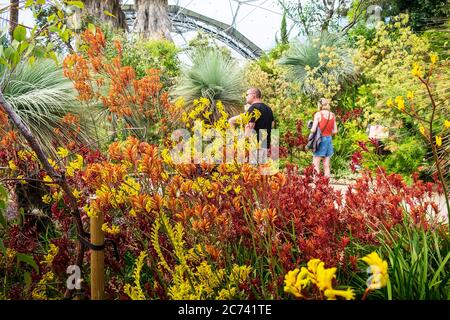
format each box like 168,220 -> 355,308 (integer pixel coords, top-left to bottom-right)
42,194 -> 52,204
419,125 -> 425,136
386,98 -> 393,107
52,191 -> 62,202
161,148 -> 173,165
43,175 -> 53,183
444,120 -> 450,129
17,150 -> 29,161
66,154 -> 83,177
435,136 -> 442,147
41,244 -> 59,267
101,223 -> 120,235
411,62 -> 423,77
361,252 -> 389,290
283,268 -> 310,298
8,160 -> 17,171
6,248 -> 17,260
324,288 -> 355,300
306,258 -> 322,275
203,110 -> 212,119
395,96 -> 405,111
32,271 -> 54,300
47,158 -> 58,170
83,205 -> 97,218
217,287 -> 237,300
174,97 -> 185,109
16,175 -> 26,185
316,263 -> 336,291
56,147 -> 69,158
430,53 -> 438,64
72,189 -> 82,199
406,91 -> 414,100
124,251 -> 147,300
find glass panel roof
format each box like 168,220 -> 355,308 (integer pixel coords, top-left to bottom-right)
122,0 -> 286,54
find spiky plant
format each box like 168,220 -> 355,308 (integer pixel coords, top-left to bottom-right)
280,32 -> 358,98
0,59 -> 92,154
173,49 -> 244,119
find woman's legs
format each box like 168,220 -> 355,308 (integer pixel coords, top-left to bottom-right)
313,156 -> 322,174
323,156 -> 331,177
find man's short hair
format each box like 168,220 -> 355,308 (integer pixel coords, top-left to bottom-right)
249,88 -> 262,99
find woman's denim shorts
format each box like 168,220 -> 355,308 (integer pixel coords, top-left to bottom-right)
313,136 -> 334,157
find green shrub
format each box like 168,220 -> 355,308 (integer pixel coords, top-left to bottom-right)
382,136 -> 427,176
121,38 -> 180,84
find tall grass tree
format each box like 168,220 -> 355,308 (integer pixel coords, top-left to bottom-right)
0,59 -> 92,155
280,32 -> 358,100
174,49 -> 244,121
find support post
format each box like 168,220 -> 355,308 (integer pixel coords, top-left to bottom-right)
90,213 -> 104,300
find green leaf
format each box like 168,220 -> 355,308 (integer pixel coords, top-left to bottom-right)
18,41 -> 29,54
10,51 -> 20,67
0,239 -> 6,256
24,272 -> 32,289
33,46 -> 46,58
66,1 -> 84,9
0,189 -> 6,226
37,0 -> 46,4
13,25 -> 27,42
47,14 -> 56,23
0,57 -> 10,67
60,29 -> 69,43
87,23 -> 96,34
25,0 -> 34,8
24,43 -> 35,57
11,39 -> 20,49
46,42 -> 54,51
430,251 -> 450,286
0,211 -> 6,229
28,56 -> 36,65
46,51 -> 58,64
103,10 -> 115,18
49,25 -> 60,33
0,184 -> 7,200
4,46 -> 15,59
16,253 -> 39,273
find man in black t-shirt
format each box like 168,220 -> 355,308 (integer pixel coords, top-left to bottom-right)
244,88 -> 274,162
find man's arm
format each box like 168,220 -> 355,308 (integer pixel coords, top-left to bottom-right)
245,105 -> 256,137
228,114 -> 240,127
245,122 -> 255,137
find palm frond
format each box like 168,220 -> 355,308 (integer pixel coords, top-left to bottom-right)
280,32 -> 358,97
0,59 -> 93,155
173,49 -> 244,115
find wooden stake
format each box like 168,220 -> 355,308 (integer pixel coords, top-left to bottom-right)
90,213 -> 104,300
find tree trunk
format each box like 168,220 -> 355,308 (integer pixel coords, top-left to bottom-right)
82,0 -> 127,30
134,0 -> 172,40
9,0 -> 19,39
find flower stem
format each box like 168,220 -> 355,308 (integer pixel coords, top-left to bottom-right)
361,288 -> 371,300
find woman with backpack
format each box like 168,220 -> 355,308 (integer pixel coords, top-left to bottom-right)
310,98 -> 338,178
